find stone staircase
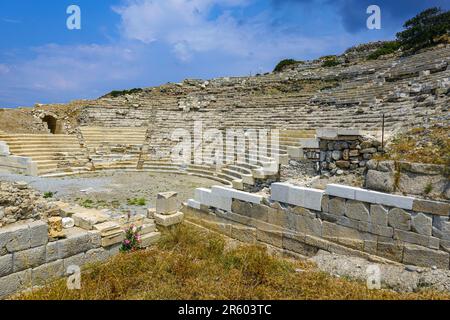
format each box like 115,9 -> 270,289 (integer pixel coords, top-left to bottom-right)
0,133 -> 89,175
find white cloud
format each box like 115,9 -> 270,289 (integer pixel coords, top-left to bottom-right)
114,0 -> 335,62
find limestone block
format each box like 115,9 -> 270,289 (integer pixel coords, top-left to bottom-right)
101,231 -> 125,247
394,229 -> 439,249
156,191 -> 179,214
325,184 -> 358,200
72,210 -> 109,230
63,253 -> 85,270
283,233 -> 319,256
154,212 -> 184,227
370,204 -> 388,226
0,222 -> 31,253
377,238 -> 404,262
48,217 -> 64,239
13,245 -> 46,272
212,186 -> 263,204
403,244 -> 449,269
59,228 -> 99,258
0,254 -> 13,277
302,188 -> 324,211
46,241 -> 60,263
147,207 -> 156,219
270,183 -> 290,204
412,199 -> 449,216
187,199 -> 202,210
328,197 -> 346,216
267,208 -> 288,228
256,229 -> 283,248
355,189 -> 414,210
231,200 -> 269,222
29,220 -> 48,248
411,213 -> 432,236
231,225 -> 256,244
93,221 -> 121,237
84,248 -> 110,265
358,222 -> 393,237
345,200 -> 370,222
294,215 -> 322,237
32,260 -> 65,286
0,269 -> 32,299
322,221 -> 362,241
194,188 -> 232,212
321,195 -> 330,212
388,208 -> 411,230
139,232 -> 161,248
140,222 -> 157,235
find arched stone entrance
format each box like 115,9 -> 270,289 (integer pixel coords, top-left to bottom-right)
42,115 -> 60,134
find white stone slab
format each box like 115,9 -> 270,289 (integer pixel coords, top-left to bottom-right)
287,185 -> 306,207
270,183 -> 291,203
187,199 -> 202,210
211,186 -> 263,204
355,189 -> 414,210
194,188 -> 232,212
325,184 -> 360,200
303,188 -> 324,211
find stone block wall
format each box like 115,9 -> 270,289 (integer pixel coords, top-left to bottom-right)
184,183 -> 450,270
0,220 -> 115,298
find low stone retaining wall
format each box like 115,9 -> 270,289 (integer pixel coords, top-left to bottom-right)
365,160 -> 449,200
0,142 -> 37,176
0,220 -> 113,298
185,183 -> 450,270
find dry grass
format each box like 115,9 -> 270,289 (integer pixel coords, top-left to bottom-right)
376,126 -> 450,166
16,224 -> 450,300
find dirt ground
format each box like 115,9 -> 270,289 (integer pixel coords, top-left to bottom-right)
0,171 -> 222,215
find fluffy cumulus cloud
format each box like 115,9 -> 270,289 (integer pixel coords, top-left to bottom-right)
113,0 -> 337,62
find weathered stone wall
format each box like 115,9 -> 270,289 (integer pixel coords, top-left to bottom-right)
0,220 -> 114,298
184,183 -> 450,270
365,160 -> 450,200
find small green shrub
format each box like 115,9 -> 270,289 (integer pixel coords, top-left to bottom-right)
367,41 -> 401,60
424,182 -> 433,194
106,88 -> 143,98
43,192 -> 55,199
80,199 -> 95,208
127,198 -> 147,206
322,56 -> 341,68
273,59 -> 303,72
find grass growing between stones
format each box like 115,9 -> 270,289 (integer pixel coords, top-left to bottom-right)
16,224 -> 450,300
377,126 -> 450,166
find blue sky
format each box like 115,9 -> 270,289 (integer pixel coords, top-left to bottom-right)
0,0 -> 448,107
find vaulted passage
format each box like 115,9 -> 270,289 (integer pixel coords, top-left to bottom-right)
42,115 -> 59,134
